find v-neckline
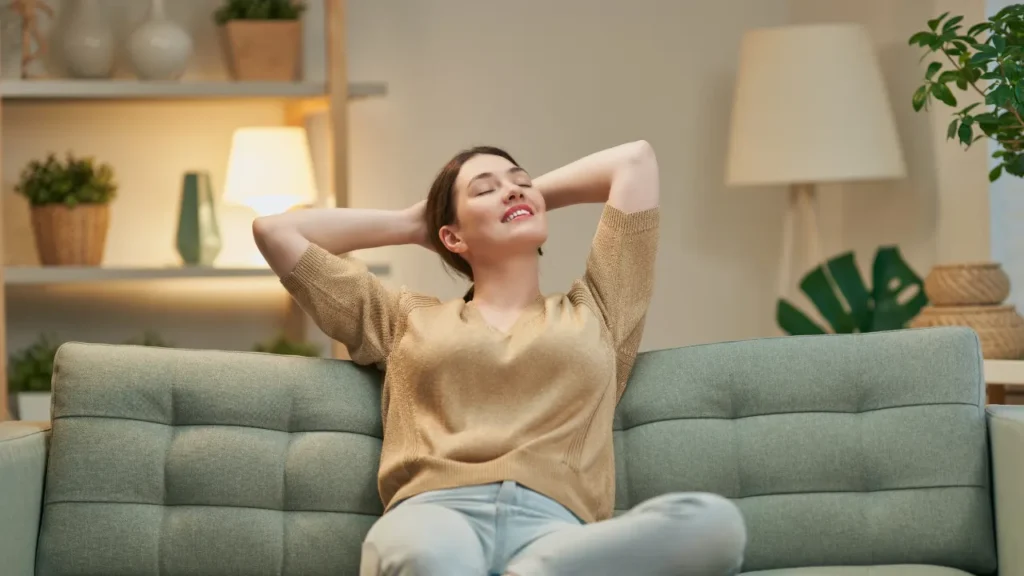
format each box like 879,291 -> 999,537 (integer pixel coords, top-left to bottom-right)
465,295 -> 546,336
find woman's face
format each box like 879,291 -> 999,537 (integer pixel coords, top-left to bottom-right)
439,153 -> 548,265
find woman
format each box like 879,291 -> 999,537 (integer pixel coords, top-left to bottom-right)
253,141 -> 746,576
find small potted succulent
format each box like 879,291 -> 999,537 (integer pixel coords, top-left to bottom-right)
15,152 -> 117,266
214,0 -> 307,81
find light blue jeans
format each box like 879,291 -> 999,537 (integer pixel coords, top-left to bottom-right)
359,480 -> 746,576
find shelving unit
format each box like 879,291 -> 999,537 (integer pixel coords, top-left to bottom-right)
0,0 -> 381,419
0,80 -> 387,101
4,264 -> 391,285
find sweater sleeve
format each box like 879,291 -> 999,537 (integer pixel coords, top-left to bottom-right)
581,204 -> 660,399
280,243 -> 403,368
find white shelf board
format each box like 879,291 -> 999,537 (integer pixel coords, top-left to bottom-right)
0,80 -> 387,101
984,359 -> 1024,387
4,263 -> 390,285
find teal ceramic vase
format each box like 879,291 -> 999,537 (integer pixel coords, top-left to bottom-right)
176,171 -> 222,266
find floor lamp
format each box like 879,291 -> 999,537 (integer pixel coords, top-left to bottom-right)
725,23 -> 906,300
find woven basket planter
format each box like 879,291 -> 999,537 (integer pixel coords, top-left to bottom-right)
221,21 -> 301,81
923,262 -> 1010,306
30,203 -> 110,266
910,304 -> 1024,359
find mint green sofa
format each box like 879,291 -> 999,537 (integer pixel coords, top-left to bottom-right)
1,327 -> 1022,576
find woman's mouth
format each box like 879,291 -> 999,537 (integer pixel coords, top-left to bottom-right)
502,204 -> 534,223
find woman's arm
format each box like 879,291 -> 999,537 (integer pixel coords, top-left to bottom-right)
253,202 -> 428,278
533,140 -> 659,214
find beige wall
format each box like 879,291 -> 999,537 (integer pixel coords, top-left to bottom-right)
2,0 -> 992,357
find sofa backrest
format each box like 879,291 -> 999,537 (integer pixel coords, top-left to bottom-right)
613,327 -> 996,574
38,344 -> 384,576
38,327 -> 997,576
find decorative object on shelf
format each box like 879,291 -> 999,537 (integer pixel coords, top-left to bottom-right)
726,24 -> 906,307
214,0 -> 307,81
61,0 -> 114,79
223,126 -> 318,217
910,262 -> 1024,359
909,7 -> 1024,182
15,153 -> 118,266
176,171 -> 222,266
10,0 -> 54,78
7,332 -> 60,421
127,0 -> 193,81
253,333 -> 321,357
777,246 -> 928,335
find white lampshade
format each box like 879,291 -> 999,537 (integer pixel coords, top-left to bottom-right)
725,23 -> 906,186
223,127 -> 319,217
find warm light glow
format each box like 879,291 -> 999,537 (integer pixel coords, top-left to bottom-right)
222,127 -> 318,217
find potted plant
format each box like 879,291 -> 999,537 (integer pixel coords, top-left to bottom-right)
909,6 -> 1024,181
15,152 -> 117,266
214,0 -> 307,81
253,333 -> 321,357
8,333 -> 62,421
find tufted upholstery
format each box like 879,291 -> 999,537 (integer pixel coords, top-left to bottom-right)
16,326 -> 1014,576
612,327 -> 995,574
37,344 -> 385,576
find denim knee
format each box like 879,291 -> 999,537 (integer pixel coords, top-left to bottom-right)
634,492 -> 747,573
360,503 -> 487,576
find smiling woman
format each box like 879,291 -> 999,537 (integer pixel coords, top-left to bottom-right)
253,141 -> 742,576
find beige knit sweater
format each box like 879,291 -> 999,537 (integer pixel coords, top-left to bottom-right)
281,204 -> 659,523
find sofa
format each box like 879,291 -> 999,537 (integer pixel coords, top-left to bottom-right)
1,326 -> 1021,576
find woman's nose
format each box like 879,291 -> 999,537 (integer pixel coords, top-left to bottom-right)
505,186 -> 524,202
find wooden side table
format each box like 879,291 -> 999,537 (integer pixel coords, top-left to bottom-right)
983,360 -> 1024,404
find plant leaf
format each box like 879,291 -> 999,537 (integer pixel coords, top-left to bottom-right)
799,265 -> 857,334
928,12 -> 949,31
990,165 -> 1003,181
925,61 -> 942,80
959,121 -> 974,145
943,15 -> 964,31
948,118 -> 959,139
912,85 -> 929,111
777,300 -> 827,336
824,252 -> 872,332
909,31 -> 937,47
932,83 -> 958,106
870,247 -> 929,331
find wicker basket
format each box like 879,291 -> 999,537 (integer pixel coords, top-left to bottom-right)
909,304 -> 1024,329
909,304 -> 1024,359
923,262 -> 1010,306
222,21 -> 301,81
30,203 -> 110,266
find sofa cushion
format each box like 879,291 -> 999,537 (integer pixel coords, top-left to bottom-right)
613,327 -> 996,575
37,343 -> 385,576
745,566 -> 974,576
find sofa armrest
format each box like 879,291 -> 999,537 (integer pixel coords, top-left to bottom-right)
988,406 -> 1024,576
0,421 -> 50,576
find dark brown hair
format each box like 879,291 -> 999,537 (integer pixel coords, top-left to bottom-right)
425,145 -> 541,286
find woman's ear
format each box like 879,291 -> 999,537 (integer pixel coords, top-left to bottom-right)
439,225 -> 466,254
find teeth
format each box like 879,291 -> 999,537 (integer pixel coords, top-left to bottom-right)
504,209 -> 530,223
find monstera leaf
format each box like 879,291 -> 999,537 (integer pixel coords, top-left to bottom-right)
778,246 -> 928,335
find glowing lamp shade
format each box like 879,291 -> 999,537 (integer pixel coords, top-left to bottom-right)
222,127 -> 318,217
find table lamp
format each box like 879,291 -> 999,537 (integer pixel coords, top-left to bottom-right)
725,23 -> 906,296
223,126 -> 319,218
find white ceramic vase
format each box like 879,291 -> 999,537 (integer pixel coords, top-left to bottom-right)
62,0 -> 115,79
127,0 -> 193,80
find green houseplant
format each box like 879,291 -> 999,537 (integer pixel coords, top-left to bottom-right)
778,246 -> 929,335
253,334 -> 321,357
15,152 -> 117,266
909,5 -> 1024,181
214,0 -> 306,81
8,333 -> 62,420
